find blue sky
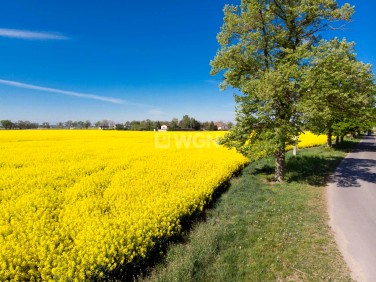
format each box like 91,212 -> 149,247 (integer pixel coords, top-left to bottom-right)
0,0 -> 374,124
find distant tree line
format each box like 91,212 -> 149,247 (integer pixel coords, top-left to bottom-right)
120,115 -> 233,131
0,120 -> 40,129
56,120 -> 92,129
0,120 -> 92,129
0,115 -> 234,131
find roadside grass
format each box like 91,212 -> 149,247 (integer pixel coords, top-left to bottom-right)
140,140 -> 358,282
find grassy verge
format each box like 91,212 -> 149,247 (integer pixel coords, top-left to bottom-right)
140,140 -> 358,282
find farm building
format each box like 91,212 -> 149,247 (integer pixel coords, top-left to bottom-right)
214,122 -> 228,130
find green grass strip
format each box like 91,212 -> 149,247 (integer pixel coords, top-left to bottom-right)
142,140 -> 358,282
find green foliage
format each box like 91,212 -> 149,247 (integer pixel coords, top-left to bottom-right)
41,122 -> 50,129
202,121 -> 218,131
226,121 -> 234,129
154,121 -> 161,130
333,117 -> 374,137
211,0 -> 353,180
209,121 -> 218,131
15,120 -> 39,129
170,118 -> 179,130
0,120 -> 14,129
301,38 -> 376,141
115,123 -> 125,130
178,115 -> 201,130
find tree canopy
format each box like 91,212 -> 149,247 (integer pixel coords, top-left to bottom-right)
211,0 -> 354,181
301,38 -> 376,146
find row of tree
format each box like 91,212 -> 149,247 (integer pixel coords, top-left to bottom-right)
0,120 -> 92,129
55,120 -> 92,129
0,120 -> 41,129
211,0 -> 375,181
0,116 -> 234,131
120,115 -> 233,131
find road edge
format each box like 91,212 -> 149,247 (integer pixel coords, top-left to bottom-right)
326,138 -> 365,282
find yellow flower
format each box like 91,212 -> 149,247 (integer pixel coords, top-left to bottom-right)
0,130 -> 247,280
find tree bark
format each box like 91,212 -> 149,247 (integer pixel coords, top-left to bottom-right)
327,129 -> 332,147
335,136 -> 339,144
340,136 -> 344,142
274,149 -> 285,182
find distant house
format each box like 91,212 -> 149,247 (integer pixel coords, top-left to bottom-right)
159,125 -> 168,131
98,125 -> 110,130
214,122 -> 228,130
98,125 -> 116,130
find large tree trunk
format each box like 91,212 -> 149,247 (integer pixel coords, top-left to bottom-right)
335,136 -> 339,145
327,128 -> 332,147
274,149 -> 285,182
340,136 -> 344,142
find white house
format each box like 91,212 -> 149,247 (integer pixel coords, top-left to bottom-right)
159,125 -> 168,131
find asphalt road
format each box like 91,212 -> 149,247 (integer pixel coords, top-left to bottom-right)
327,136 -> 376,282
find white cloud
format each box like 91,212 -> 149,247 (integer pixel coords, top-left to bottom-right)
0,28 -> 69,40
0,79 -> 125,104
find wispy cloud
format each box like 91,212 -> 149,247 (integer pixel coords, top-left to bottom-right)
0,28 -> 69,40
0,79 -> 125,104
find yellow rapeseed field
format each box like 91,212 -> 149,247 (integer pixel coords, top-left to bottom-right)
0,130 -> 247,281
0,130 -> 326,280
294,131 -> 328,149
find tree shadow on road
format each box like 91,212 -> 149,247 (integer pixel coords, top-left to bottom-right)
351,136 -> 376,154
328,158 -> 376,188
